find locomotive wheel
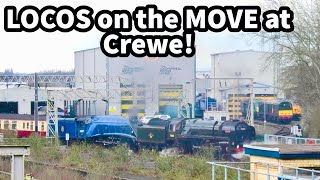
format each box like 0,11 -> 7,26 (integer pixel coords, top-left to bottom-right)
181,142 -> 193,154
213,146 -> 221,160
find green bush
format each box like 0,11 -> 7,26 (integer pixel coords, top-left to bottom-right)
155,156 -> 211,180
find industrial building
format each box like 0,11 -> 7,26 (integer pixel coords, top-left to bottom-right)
195,70 -> 211,95
74,47 -> 196,117
0,49 -> 280,120
195,50 -> 279,119
209,50 -> 276,101
0,87 -> 65,115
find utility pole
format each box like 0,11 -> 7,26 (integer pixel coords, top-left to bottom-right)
203,74 -> 210,119
34,73 -> 39,134
235,72 -> 241,119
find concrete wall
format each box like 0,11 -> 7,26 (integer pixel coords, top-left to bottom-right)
196,78 -> 212,95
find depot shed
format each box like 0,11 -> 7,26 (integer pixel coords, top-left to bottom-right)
244,144 -> 320,180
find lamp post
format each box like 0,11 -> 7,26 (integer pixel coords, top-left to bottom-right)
203,74 -> 210,119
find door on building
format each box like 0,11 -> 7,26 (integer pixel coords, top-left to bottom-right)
120,83 -> 146,118
158,84 -> 183,118
31,101 -> 47,115
0,102 -> 18,114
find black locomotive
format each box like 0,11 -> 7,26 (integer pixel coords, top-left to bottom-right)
136,118 -> 256,160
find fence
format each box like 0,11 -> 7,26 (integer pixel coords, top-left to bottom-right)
0,170 -> 11,179
208,161 -> 320,180
264,134 -> 320,145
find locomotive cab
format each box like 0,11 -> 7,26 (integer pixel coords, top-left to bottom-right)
168,118 -> 187,139
136,118 -> 171,148
218,120 -> 256,146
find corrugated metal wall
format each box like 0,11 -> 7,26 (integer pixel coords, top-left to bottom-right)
75,48 -> 196,116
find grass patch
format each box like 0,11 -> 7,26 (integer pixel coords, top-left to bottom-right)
1,137 -> 248,179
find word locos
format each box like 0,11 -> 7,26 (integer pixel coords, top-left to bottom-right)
4,5 -> 132,32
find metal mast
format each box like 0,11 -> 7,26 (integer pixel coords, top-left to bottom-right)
34,73 -> 39,133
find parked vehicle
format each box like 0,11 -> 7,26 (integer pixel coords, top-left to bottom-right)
139,116 -> 154,124
154,114 -> 171,120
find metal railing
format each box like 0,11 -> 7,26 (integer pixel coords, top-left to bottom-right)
208,161 -> 320,180
0,170 -> 11,177
264,134 -> 320,145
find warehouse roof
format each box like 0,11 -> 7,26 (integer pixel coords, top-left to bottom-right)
0,114 -> 46,121
211,49 -> 269,56
218,82 -> 273,91
245,144 -> 320,159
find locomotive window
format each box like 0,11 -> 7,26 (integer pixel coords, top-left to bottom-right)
27,123 -> 29,129
31,122 -> 34,130
175,123 -> 181,131
279,102 -> 292,110
41,122 -> 44,131
0,121 -> 1,129
23,123 -> 25,129
4,121 -> 9,129
12,121 -> 17,130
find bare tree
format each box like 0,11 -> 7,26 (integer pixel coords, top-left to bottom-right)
250,0 -> 320,137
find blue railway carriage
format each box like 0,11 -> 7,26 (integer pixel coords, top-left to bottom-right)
49,116 -> 137,150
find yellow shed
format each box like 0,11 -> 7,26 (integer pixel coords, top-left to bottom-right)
245,144 -> 320,180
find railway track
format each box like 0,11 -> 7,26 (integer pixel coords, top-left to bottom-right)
254,121 -> 297,136
274,126 -> 291,136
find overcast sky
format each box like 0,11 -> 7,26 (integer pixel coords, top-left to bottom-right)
0,0 -> 264,73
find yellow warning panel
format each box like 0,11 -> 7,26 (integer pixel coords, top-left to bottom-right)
109,106 -> 117,113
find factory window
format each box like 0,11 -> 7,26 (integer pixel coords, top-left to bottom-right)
4,121 -> 9,130
11,121 -> 17,130
121,91 -> 132,96
121,100 -> 133,104
41,122 -> 44,131
23,123 -> 25,129
27,122 -> 29,130
30,122 -> 33,131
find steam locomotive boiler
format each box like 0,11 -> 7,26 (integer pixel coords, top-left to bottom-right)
136,118 -> 256,159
